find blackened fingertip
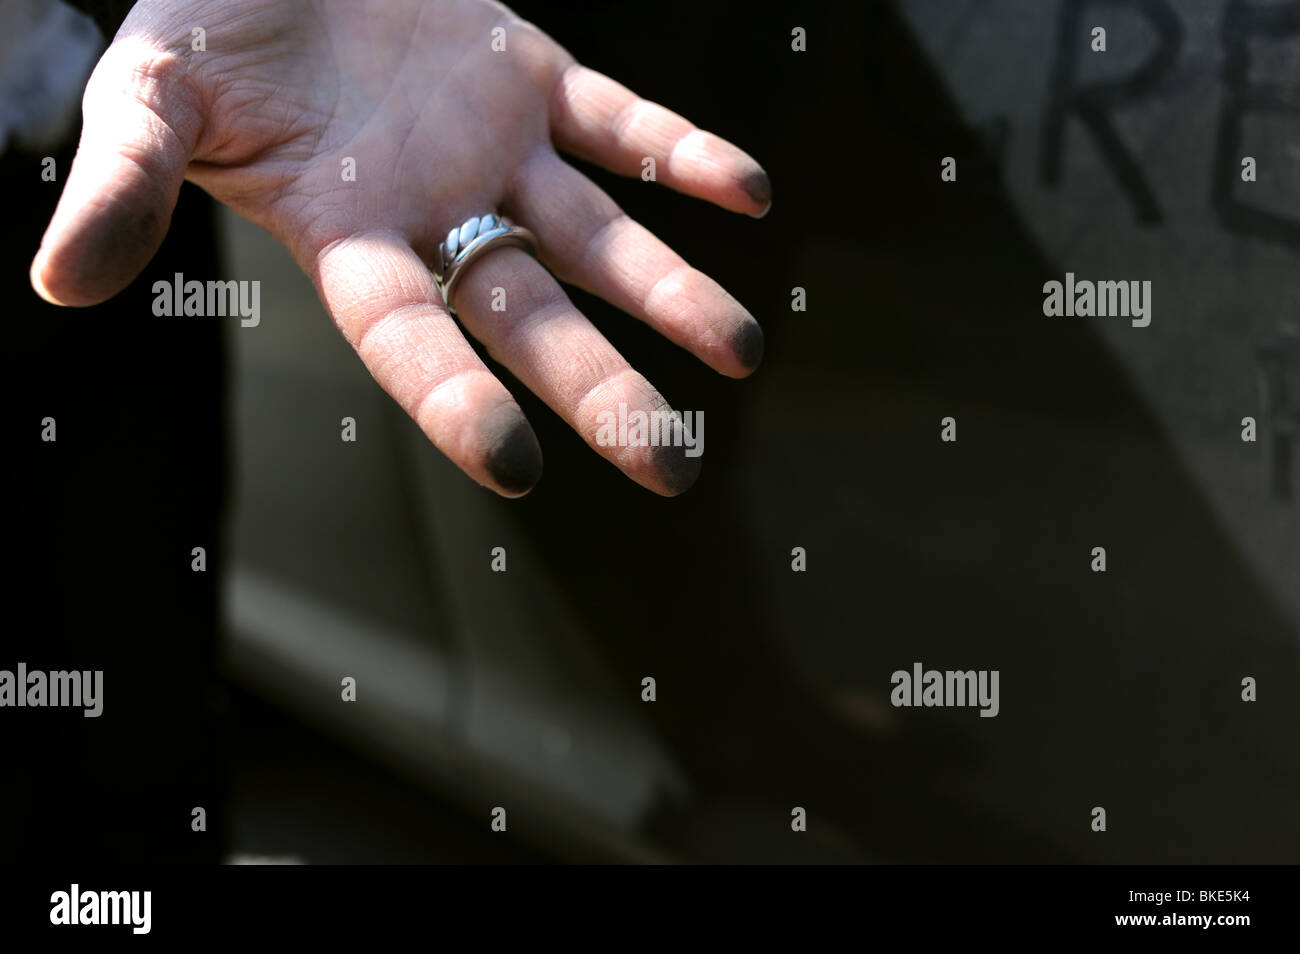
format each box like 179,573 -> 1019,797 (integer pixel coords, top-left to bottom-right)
740,168 -> 772,213
655,442 -> 703,496
731,320 -> 765,372
482,405 -> 543,496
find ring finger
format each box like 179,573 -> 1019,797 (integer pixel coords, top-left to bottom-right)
448,243 -> 702,496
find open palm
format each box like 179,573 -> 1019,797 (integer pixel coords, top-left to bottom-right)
33,0 -> 770,495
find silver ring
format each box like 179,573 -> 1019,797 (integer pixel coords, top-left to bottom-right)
432,213 -> 537,311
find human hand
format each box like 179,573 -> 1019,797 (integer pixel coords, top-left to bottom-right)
31,0 -> 770,496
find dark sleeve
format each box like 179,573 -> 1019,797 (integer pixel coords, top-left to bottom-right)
62,0 -> 138,40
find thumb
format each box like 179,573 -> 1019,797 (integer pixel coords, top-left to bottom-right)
31,37 -> 204,306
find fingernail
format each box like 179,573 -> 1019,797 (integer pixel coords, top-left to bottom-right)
481,404 -> 543,496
